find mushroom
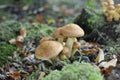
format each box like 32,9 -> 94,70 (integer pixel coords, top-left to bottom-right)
53,27 -> 65,44
20,27 -> 27,38
101,1 -> 109,14
59,46 -> 69,60
16,35 -> 24,42
115,4 -> 120,14
35,41 -> 63,60
101,0 -> 120,21
107,0 -> 114,5
72,41 -> 81,55
60,23 -> 84,58
39,36 -> 54,44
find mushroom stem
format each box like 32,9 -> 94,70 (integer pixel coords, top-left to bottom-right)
72,49 -> 78,56
65,37 -> 76,58
59,54 -> 67,60
57,38 -> 64,44
71,41 -> 81,55
59,46 -> 69,60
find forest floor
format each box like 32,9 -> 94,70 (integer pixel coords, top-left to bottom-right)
0,0 -> 120,80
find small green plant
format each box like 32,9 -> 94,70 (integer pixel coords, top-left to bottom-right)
42,62 -> 104,80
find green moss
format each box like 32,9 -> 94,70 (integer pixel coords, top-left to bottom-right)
74,8 -> 105,35
86,0 -> 96,9
0,20 -> 55,41
0,20 -> 22,41
42,62 -> 104,80
0,0 -> 34,5
0,42 -> 17,66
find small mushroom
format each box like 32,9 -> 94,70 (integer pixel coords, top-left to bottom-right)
101,0 -> 120,21
35,41 -> 63,60
39,36 -> 54,44
101,2 -> 109,13
59,46 -> 69,60
115,4 -> 120,14
53,27 -> 65,44
15,35 -> 24,47
16,35 -> 24,42
72,41 -> 81,55
107,0 -> 114,5
20,27 -> 27,38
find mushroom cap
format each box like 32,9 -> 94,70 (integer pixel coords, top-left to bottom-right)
72,41 -> 81,49
107,0 -> 114,5
108,5 -> 115,10
53,28 -> 63,38
20,27 -> 27,38
35,41 -> 63,60
61,46 -> 69,55
39,36 -> 54,44
101,2 -> 108,7
115,4 -> 120,8
60,23 -> 84,38
16,35 -> 24,42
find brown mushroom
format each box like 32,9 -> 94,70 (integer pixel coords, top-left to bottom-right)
59,46 -> 69,60
72,41 -> 81,55
60,23 -> 84,58
100,1 -> 109,14
16,35 -> 24,42
107,0 -> 114,5
115,4 -> 120,14
39,36 -> 54,44
20,27 -> 27,38
35,41 -> 63,60
53,27 -> 65,44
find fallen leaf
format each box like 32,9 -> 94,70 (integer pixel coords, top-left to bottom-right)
15,41 -> 23,47
102,58 -> 117,68
100,66 -> 114,76
37,15 -> 44,22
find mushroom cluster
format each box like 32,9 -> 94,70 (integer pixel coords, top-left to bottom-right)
101,0 -> 120,21
35,23 -> 84,61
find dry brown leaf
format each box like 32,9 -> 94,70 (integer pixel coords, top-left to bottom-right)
100,66 -> 114,76
36,15 -> 44,22
15,41 -> 23,47
81,42 -> 100,55
13,71 -> 20,80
